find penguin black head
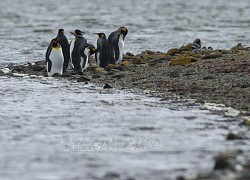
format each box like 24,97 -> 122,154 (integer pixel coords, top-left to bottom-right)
58,29 -> 65,35
88,44 -> 96,55
50,39 -> 60,47
94,33 -> 106,38
71,29 -> 86,36
193,38 -> 202,45
119,26 -> 128,38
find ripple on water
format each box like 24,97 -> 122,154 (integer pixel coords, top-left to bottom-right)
0,77 -> 248,179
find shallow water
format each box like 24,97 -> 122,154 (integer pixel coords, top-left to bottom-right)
0,76 -> 247,180
0,0 -> 250,179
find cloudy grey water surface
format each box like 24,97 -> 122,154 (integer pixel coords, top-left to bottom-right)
0,0 -> 250,179
0,76 -> 247,180
0,0 -> 250,64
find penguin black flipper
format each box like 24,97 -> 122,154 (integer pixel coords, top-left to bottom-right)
111,36 -> 120,63
71,46 -> 82,74
47,59 -> 52,73
45,44 -> 52,62
108,31 -> 116,64
71,37 -> 88,74
57,36 -> 70,72
45,41 -> 55,73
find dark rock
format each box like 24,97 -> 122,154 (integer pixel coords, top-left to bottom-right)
214,153 -> 232,170
239,161 -> 250,180
61,72 -> 72,77
12,66 -> 24,72
226,132 -> 244,140
108,69 -> 121,75
112,73 -> 125,78
77,76 -> 91,82
201,51 -> 222,59
32,65 -> 45,71
103,83 -> 112,89
145,50 -> 155,55
166,48 -> 180,56
203,75 -> 216,80
168,70 -> 180,78
126,52 -> 134,56
195,99 -> 205,104
92,73 -> 101,79
7,63 -> 15,69
184,68 -> 196,76
169,57 -> 197,66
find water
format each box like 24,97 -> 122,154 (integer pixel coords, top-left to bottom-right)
0,0 -> 250,179
0,0 -> 250,64
0,76 -> 246,180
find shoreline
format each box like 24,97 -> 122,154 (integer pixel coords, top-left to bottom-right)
2,43 -> 249,115
1,44 -> 250,179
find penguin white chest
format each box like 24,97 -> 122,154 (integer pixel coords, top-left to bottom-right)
47,48 -> 64,77
69,39 -> 76,69
96,52 -> 100,66
117,35 -> 125,64
81,48 -> 90,71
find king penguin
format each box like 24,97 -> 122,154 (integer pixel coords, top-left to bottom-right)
45,29 -> 70,72
46,39 -> 64,77
69,29 -> 88,74
108,26 -> 128,64
79,43 -> 96,71
94,33 -> 111,68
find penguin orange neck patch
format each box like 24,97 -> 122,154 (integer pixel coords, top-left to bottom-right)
53,46 -> 61,50
121,27 -> 127,32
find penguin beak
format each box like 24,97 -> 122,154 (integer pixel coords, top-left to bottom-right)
70,32 -> 75,35
80,31 -> 86,34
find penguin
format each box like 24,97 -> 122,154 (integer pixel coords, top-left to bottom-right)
69,29 -> 89,74
192,38 -> 202,52
88,44 -> 96,56
56,29 -> 70,72
108,26 -> 128,64
94,33 -> 111,68
45,29 -> 70,72
46,39 -> 64,77
69,29 -> 87,70
78,43 -> 96,72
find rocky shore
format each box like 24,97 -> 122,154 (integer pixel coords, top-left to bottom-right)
2,43 -> 250,114
1,43 -> 250,179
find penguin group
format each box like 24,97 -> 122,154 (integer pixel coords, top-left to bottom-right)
45,27 -> 128,77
